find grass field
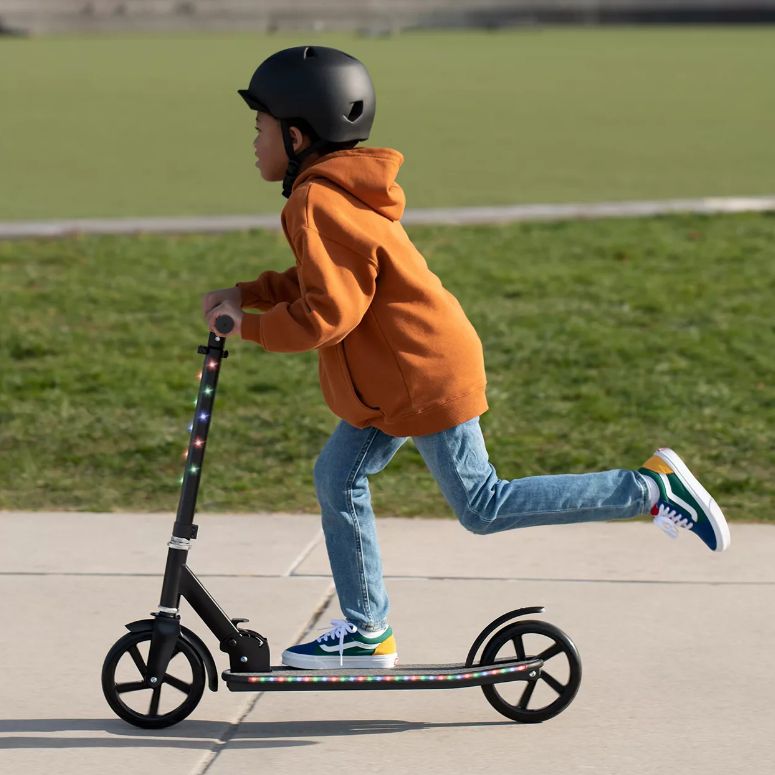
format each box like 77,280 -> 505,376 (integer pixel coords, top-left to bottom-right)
1,26 -> 775,220
1,213 -> 773,520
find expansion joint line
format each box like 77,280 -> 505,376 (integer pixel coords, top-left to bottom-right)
192,583 -> 336,775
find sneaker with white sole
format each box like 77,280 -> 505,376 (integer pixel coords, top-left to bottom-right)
638,447 -> 730,552
281,619 -> 399,669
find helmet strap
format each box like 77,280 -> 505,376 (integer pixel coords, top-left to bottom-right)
280,119 -> 330,199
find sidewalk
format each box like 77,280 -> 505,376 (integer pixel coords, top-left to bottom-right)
1,511 -> 773,775
2,195 -> 775,239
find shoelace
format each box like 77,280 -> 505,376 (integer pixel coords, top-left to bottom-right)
316,619 -> 358,666
653,503 -> 693,539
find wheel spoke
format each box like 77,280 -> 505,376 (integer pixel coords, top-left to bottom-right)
511,635 -> 526,661
536,642 -> 564,663
148,686 -> 162,716
164,673 -> 193,694
128,644 -> 147,677
541,670 -> 567,695
115,681 -> 147,695
517,680 -> 537,710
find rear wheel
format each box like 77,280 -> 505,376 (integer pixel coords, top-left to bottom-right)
481,620 -> 581,723
101,630 -> 206,729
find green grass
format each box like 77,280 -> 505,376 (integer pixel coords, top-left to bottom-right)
1,213 -> 773,520
1,26 -> 774,220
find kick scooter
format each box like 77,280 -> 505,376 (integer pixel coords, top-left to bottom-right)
101,317 -> 582,728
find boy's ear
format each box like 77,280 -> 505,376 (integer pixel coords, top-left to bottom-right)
288,125 -> 310,155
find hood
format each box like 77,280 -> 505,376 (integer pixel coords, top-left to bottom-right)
292,147 -> 406,221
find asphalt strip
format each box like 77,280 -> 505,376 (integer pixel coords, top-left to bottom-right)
2,195 -> 775,240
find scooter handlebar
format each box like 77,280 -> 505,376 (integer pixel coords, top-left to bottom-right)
214,314 -> 234,335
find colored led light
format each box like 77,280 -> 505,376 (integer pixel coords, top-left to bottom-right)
178,475 -> 184,484
240,662 -> 529,685
199,412 -> 209,422
204,386 -> 213,396
196,371 -> 203,380
188,423 -> 193,432
207,359 -> 218,371
193,438 -> 204,448
189,465 -> 199,474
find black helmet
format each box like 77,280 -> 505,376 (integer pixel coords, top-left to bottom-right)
239,45 -> 375,143
238,46 -> 376,196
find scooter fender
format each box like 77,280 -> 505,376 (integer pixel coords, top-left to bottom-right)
465,606 -> 546,667
125,619 -> 218,692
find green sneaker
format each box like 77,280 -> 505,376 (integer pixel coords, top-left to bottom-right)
639,448 -> 730,552
281,619 -> 399,670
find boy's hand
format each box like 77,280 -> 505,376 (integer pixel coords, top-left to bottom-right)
206,299 -> 243,338
202,286 -> 242,319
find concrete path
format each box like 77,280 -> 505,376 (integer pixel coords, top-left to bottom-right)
1,511 -> 773,775
2,195 -> 775,239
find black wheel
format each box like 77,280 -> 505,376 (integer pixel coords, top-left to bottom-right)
481,619 -> 581,723
101,630 -> 206,729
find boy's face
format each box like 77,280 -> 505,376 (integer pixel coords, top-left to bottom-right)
253,112 -> 287,181
253,112 -> 308,182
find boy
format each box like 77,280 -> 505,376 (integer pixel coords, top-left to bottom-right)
203,46 -> 730,670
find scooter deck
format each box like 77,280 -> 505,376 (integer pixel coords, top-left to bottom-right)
223,657 -> 543,692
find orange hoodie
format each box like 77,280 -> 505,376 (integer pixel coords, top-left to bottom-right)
237,147 -> 487,436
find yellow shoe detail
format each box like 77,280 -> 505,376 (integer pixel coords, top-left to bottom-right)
642,455 -> 673,475
373,635 -> 397,655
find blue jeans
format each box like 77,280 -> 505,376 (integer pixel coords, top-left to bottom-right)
313,417 -> 650,632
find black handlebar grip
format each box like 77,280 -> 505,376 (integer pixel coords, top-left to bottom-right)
214,314 -> 234,335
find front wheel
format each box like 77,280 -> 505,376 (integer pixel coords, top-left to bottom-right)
101,630 -> 206,729
481,619 -> 581,723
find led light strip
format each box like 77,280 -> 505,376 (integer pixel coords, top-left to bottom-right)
178,355 -> 220,483
245,663 -> 529,685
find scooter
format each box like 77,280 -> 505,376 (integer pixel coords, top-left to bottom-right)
101,317 -> 582,728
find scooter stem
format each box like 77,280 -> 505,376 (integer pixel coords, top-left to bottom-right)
173,332 -> 229,542
146,331 -> 229,683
